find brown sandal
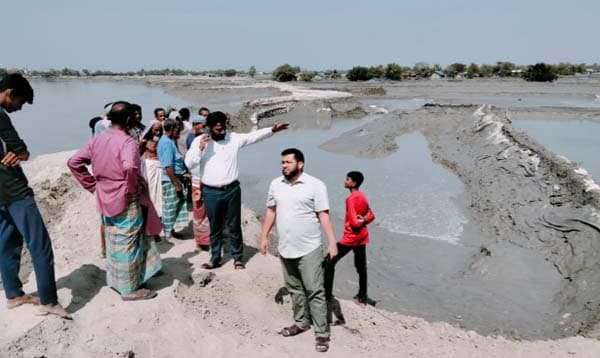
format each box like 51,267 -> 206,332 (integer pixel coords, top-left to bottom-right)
278,324 -> 310,337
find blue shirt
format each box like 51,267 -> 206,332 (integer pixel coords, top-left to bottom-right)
157,135 -> 186,182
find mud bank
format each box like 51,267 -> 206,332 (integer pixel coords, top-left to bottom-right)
321,104 -> 600,339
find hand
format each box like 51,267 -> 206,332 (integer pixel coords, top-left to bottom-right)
356,215 -> 365,223
271,122 -> 289,133
260,237 -> 268,255
200,135 -> 210,150
1,152 -> 21,167
326,243 -> 338,260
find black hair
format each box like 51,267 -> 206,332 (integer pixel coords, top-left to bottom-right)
89,116 -> 102,130
179,107 -> 190,120
206,111 -> 227,128
281,148 -> 305,163
163,119 -> 180,132
346,171 -> 364,188
198,107 -> 210,115
154,107 -> 165,116
0,73 -> 34,104
131,103 -> 142,113
108,101 -> 131,126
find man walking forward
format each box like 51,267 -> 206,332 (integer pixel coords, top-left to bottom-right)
260,148 -> 338,353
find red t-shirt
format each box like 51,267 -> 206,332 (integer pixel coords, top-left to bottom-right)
340,190 -> 375,246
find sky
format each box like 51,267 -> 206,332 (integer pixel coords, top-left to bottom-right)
4,0 -> 599,72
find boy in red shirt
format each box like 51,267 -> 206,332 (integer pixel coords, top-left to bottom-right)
324,171 -> 375,309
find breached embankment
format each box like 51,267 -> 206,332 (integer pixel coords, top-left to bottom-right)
320,104 -> 600,339
2,151 -> 600,357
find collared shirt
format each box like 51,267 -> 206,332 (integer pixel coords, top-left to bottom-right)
0,108 -> 33,204
340,190 -> 375,246
199,127 -> 273,187
68,128 -> 162,235
157,135 -> 186,182
266,172 -> 330,259
184,134 -> 207,180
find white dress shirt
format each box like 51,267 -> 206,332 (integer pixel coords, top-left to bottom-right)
192,127 -> 274,187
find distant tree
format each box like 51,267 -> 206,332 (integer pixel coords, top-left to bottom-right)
493,61 -> 515,77
367,65 -> 384,79
575,63 -> 587,74
384,63 -> 403,80
272,64 -> 300,82
224,69 -> 237,77
346,66 -> 371,81
414,62 -> 435,78
248,66 -> 256,77
444,63 -> 467,78
299,71 -> 315,82
467,63 -> 480,77
325,69 -> 341,79
479,64 -> 494,77
523,63 -> 558,82
0,68 -> 7,77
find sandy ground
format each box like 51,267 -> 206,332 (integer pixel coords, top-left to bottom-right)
0,153 -> 599,357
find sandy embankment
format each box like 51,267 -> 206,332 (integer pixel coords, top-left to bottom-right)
0,151 -> 597,356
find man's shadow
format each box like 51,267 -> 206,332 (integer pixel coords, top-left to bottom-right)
56,263 -> 106,314
145,251 -> 199,290
220,242 -> 259,266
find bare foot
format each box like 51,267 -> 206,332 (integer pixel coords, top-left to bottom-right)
38,303 -> 73,320
7,294 -> 40,309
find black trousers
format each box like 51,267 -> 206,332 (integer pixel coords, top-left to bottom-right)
324,242 -> 367,301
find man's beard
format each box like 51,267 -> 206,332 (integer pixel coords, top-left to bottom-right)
283,168 -> 300,180
211,132 -> 226,141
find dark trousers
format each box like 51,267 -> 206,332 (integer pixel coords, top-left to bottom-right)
202,183 -> 243,263
0,195 -> 58,305
324,242 -> 367,301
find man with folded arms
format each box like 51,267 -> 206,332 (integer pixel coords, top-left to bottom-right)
0,73 -> 70,318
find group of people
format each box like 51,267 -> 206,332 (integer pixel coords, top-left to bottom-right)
0,73 -> 377,353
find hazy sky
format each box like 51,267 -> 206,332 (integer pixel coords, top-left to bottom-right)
4,0 -> 599,71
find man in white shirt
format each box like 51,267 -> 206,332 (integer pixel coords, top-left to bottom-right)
259,148 -> 338,353
195,111 -> 288,270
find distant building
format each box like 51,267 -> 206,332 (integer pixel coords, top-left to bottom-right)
430,70 -> 445,80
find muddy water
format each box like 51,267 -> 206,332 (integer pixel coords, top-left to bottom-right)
513,119 -> 600,181
238,104 -> 565,337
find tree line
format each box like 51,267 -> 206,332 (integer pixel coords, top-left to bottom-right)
2,62 -> 599,83
273,62 -> 600,83
0,67 -> 258,79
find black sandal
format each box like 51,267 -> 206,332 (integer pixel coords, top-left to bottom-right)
234,261 -> 246,270
201,261 -> 221,270
315,337 -> 330,352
